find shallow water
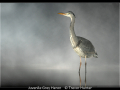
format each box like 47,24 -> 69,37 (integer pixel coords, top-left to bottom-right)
1,63 -> 119,87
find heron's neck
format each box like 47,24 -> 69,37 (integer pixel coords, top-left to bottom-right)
69,16 -> 78,48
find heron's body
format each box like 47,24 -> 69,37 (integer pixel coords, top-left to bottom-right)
58,11 -> 98,68
70,36 -> 96,58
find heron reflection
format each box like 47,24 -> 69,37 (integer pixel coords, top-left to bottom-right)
79,63 -> 87,87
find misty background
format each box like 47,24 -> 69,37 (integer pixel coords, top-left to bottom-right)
1,3 -> 119,87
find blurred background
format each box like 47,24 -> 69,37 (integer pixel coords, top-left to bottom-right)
1,3 -> 119,87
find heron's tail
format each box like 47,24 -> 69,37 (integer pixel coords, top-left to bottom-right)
93,52 -> 98,58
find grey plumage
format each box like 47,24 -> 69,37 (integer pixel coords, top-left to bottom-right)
77,36 -> 98,58
58,11 -> 98,60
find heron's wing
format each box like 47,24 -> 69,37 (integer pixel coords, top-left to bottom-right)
77,36 -> 95,53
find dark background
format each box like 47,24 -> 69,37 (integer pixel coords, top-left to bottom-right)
1,3 -> 119,87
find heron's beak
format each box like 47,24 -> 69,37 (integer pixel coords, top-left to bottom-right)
58,13 -> 66,16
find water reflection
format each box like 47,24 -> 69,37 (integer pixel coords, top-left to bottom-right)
79,62 -> 87,87
2,62 -> 119,87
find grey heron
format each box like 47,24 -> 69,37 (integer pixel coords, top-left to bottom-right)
58,11 -> 98,69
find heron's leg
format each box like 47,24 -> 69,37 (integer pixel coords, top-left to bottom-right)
79,57 -> 82,72
80,56 -> 82,68
85,59 -> 86,87
79,71 -> 81,87
85,56 -> 87,65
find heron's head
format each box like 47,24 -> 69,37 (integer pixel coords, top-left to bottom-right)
58,11 -> 76,19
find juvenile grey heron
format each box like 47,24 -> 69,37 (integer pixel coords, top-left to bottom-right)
58,11 -> 98,69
